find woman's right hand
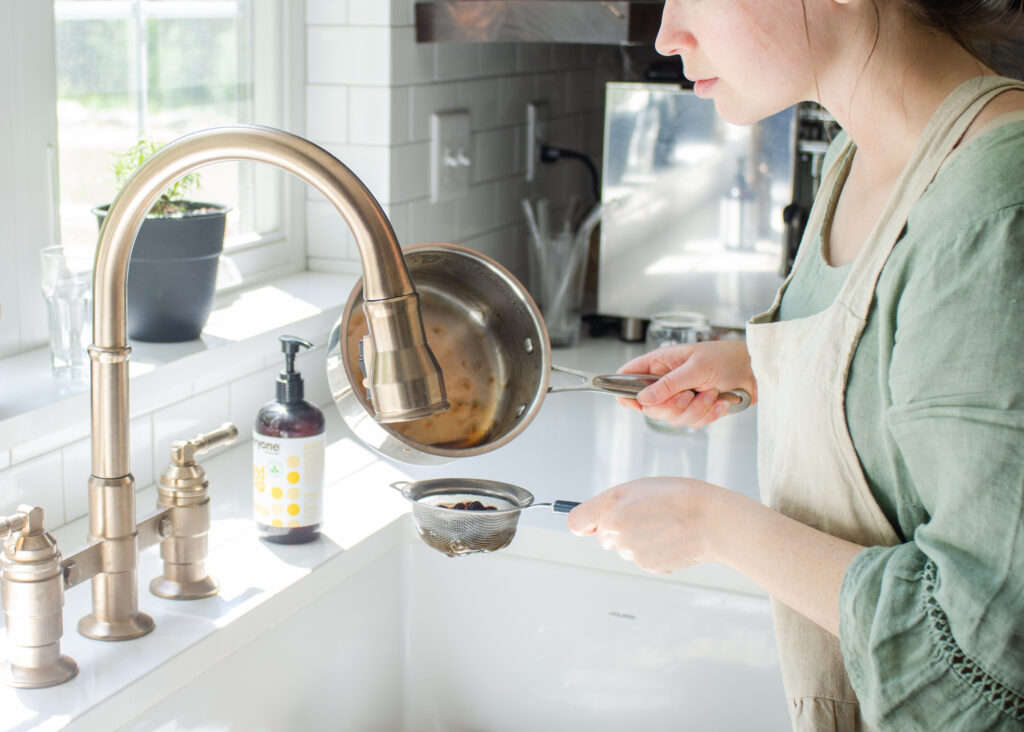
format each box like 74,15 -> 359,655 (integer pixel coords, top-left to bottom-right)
617,339 -> 757,429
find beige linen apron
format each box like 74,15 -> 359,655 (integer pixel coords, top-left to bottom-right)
745,76 -> 1024,731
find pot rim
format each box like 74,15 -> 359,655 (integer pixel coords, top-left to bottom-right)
332,242 -> 552,461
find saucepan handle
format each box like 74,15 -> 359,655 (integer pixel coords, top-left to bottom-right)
548,364 -> 751,414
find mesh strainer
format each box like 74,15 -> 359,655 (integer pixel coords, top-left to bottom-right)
391,478 -> 578,557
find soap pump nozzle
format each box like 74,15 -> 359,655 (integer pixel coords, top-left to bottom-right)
278,335 -> 313,404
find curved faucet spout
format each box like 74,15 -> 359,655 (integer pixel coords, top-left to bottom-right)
82,125 -> 447,642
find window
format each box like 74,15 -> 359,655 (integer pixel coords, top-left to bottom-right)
0,0 -> 302,361
55,0 -> 294,284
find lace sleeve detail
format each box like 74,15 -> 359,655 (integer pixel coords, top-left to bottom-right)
923,560 -> 1024,723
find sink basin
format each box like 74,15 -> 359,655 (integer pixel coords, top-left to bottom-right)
115,530 -> 789,731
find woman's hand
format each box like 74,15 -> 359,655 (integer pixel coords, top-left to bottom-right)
617,339 -> 757,429
568,477 -> 864,635
566,477 -> 723,574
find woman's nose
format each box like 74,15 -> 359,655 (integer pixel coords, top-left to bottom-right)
654,1 -> 697,57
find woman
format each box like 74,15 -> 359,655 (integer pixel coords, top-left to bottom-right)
567,1 -> 1024,730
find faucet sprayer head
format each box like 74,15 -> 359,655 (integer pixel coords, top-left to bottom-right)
357,294 -> 449,422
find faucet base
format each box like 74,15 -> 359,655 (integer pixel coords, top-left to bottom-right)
1,654 -> 78,689
150,574 -> 219,601
78,611 -> 155,641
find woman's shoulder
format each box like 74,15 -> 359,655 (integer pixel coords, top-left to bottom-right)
918,120 -> 1024,226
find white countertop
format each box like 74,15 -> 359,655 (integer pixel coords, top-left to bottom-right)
1,333 -> 763,732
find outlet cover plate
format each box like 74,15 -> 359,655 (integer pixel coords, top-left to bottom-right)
526,101 -> 547,182
430,110 -> 472,202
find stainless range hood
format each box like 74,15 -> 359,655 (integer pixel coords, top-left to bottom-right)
415,1 -> 663,45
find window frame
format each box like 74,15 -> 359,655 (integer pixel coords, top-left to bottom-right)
0,0 -> 306,361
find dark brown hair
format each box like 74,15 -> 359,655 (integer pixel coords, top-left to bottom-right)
899,1 -> 1024,70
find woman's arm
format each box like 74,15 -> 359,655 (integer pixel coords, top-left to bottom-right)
567,478 -> 863,636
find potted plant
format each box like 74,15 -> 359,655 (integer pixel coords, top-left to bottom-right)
92,139 -> 230,343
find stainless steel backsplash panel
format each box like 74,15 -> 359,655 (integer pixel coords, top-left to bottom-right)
598,83 -> 797,328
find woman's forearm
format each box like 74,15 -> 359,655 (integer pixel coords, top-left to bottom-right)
705,489 -> 865,636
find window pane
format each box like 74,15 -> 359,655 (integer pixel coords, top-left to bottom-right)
55,0 -> 282,257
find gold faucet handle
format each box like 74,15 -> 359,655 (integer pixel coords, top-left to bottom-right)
0,506 -> 31,541
170,422 -> 239,466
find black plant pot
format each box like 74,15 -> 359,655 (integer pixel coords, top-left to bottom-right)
93,202 -> 229,343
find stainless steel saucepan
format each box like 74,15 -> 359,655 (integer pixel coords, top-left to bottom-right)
327,243 -> 750,465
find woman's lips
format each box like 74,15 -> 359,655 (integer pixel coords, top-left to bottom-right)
693,78 -> 718,97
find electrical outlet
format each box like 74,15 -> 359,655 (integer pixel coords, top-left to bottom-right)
525,102 -> 547,182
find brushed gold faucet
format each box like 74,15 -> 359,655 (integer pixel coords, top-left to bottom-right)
0,127 -> 449,681
80,126 -> 448,641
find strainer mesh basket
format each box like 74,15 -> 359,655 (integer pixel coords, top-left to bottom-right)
395,479 -> 535,556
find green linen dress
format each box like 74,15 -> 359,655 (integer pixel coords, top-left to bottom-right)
778,122 -> 1024,729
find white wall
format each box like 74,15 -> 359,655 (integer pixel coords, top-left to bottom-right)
302,0 -> 620,288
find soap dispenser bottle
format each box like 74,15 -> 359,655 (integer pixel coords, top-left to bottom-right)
253,335 -> 326,544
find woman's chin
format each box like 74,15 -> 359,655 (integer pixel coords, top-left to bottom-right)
713,99 -> 784,127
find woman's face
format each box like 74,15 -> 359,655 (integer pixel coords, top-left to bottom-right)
655,0 -> 819,124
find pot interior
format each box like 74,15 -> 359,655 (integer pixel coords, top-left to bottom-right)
339,245 -> 550,458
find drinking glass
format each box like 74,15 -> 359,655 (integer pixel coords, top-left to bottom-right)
539,232 -> 587,348
644,311 -> 712,433
40,246 -> 94,380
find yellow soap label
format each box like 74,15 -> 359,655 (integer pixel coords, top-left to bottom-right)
253,432 -> 326,528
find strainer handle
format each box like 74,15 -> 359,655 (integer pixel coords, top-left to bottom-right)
390,481 -> 412,493
536,500 -> 581,513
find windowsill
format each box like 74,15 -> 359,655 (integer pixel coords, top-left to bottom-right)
0,270 -> 360,463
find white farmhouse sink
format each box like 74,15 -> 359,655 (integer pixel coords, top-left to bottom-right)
115,526 -> 789,732
3,336 -> 791,732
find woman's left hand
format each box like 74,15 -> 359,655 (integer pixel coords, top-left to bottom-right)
566,477 -> 722,574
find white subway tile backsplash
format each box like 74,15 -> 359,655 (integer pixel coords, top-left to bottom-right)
458,79 -> 500,132
229,365 -> 280,441
307,85 -> 349,144
473,127 -> 517,183
455,182 -> 497,241
324,144 -> 393,204
152,387 -> 231,485
389,142 -> 430,204
516,44 -> 553,73
409,82 -> 459,142
495,176 -> 529,228
564,69 -> 594,116
390,27 -> 435,86
478,44 -> 517,78
0,452 -> 64,528
0,451 -> 9,470
348,0 -> 393,26
130,367 -> 196,418
307,199 -> 357,261
435,43 -> 479,82
306,0 -> 348,25
348,86 -> 410,146
550,43 -> 583,70
496,75 -> 530,127
462,226 -> 527,283
389,0 -> 416,27
408,196 -> 458,244
10,399 -> 91,465
308,27 -> 391,85
533,72 -> 567,117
